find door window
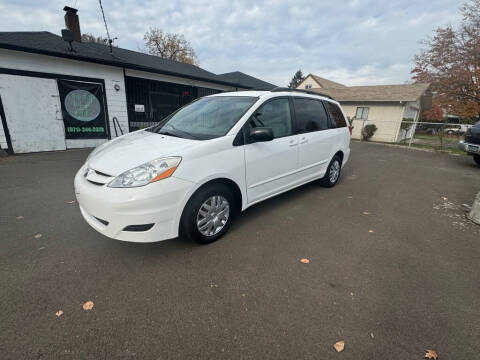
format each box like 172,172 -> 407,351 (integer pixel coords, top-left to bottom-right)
250,98 -> 293,138
293,98 -> 329,133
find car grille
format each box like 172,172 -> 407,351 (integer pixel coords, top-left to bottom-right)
84,168 -> 114,186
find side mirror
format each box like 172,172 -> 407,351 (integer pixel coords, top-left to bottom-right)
249,127 -> 274,142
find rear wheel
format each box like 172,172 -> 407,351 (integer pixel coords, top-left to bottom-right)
320,155 -> 342,187
474,154 -> 480,166
180,183 -> 236,244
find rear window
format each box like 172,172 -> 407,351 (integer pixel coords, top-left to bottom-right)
325,101 -> 347,128
293,98 -> 329,133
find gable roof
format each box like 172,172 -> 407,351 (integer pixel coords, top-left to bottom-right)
216,71 -> 277,90
0,32 -> 267,89
310,83 -> 431,102
308,74 -> 346,89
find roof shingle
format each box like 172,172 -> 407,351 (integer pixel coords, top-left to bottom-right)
0,32 -> 274,89
310,83 -> 431,102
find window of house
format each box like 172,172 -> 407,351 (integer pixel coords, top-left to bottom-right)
293,98 -> 329,133
305,84 -> 312,89
355,107 -> 369,120
250,98 -> 293,138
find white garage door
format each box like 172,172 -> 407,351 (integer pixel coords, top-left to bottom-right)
0,74 -> 66,153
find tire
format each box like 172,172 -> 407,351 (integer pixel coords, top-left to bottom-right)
320,155 -> 342,187
180,183 -> 236,244
474,154 -> 480,166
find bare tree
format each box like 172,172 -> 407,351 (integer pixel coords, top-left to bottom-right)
81,33 -> 108,45
142,27 -> 199,65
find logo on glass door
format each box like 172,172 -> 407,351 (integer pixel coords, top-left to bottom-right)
64,89 -> 101,122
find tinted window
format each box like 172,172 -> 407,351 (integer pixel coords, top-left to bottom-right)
326,101 -> 348,128
148,96 -> 257,140
293,98 -> 328,133
250,98 -> 293,138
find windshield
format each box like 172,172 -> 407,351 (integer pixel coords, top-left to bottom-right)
147,96 -> 258,140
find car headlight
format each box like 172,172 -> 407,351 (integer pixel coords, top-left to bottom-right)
108,157 -> 182,188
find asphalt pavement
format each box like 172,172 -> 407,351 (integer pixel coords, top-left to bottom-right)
1,141 -> 479,359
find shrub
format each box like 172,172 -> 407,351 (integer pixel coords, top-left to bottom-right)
361,124 -> 377,141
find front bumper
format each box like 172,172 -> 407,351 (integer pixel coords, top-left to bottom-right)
74,166 -> 195,242
458,140 -> 480,155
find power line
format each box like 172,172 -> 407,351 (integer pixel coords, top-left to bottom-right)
98,0 -> 113,52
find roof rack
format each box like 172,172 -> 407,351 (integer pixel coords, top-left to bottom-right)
270,87 -> 335,100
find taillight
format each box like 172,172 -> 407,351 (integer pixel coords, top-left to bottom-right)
348,126 -> 353,135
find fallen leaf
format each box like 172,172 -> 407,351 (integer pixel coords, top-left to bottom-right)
370,332 -> 374,339
34,234 -> 42,239
82,301 -> 94,310
369,230 -> 374,233
56,310 -> 63,317
16,216 -> 24,220
66,200 -> 76,204
347,195 -> 353,199
300,258 -> 310,264
333,340 -> 345,352
363,211 -> 370,215
424,349 -> 438,359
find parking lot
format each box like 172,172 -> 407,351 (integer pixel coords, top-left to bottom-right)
1,141 -> 479,359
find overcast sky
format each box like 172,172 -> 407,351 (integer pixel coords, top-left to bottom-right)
0,0 -> 462,86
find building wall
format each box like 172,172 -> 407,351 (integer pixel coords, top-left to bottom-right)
341,102 -> 405,143
0,49 -> 242,153
0,114 -> 6,150
0,48 -> 128,150
297,76 -> 321,90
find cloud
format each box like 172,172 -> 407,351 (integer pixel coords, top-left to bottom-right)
0,0 -> 462,86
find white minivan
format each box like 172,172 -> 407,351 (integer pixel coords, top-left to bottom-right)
74,88 -> 351,244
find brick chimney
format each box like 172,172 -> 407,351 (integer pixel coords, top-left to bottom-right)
63,6 -> 81,42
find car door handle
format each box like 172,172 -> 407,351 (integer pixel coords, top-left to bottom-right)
300,137 -> 308,144
288,139 -> 298,147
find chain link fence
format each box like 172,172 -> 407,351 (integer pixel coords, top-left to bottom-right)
350,119 -> 471,152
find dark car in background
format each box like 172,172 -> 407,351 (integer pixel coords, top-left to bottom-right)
459,121 -> 480,166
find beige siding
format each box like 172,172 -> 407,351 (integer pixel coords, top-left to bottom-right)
341,102 -> 405,142
297,75 -> 321,90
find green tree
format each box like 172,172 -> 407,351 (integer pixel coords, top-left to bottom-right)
288,70 -> 305,88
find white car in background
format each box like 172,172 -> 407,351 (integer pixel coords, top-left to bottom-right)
74,89 -> 351,244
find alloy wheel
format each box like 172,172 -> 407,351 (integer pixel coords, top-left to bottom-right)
196,195 -> 230,236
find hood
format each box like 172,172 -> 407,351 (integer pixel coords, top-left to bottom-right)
87,130 -> 198,176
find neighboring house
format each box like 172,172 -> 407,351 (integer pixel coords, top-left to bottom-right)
297,74 -> 431,143
0,7 -> 276,153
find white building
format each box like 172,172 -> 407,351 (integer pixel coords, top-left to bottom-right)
0,7 -> 275,153
297,74 -> 431,143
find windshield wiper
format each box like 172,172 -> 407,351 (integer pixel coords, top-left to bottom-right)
158,130 -> 182,138
161,125 -> 200,140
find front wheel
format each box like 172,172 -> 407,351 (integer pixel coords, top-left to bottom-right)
474,154 -> 480,166
180,183 -> 236,244
320,155 -> 342,187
